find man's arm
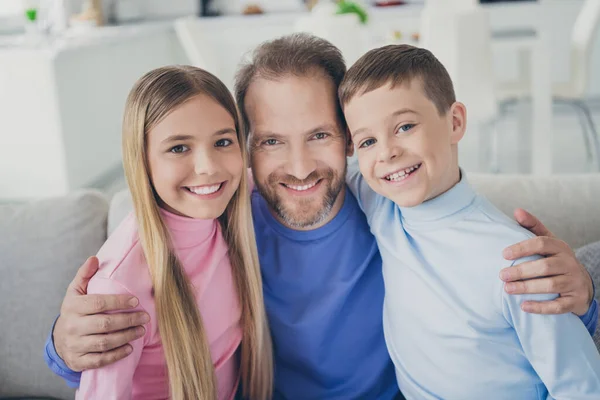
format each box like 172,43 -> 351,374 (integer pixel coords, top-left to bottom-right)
44,257 -> 148,385
500,209 -> 596,325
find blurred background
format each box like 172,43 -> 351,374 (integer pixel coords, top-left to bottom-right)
0,0 -> 599,201
3,3 -> 600,399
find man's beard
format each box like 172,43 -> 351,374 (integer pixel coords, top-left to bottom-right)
255,166 -> 346,229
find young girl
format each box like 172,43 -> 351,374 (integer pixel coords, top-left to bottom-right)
76,66 -> 273,400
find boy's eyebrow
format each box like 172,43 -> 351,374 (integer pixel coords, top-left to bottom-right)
352,109 -> 419,139
351,127 -> 370,139
162,128 -> 236,143
390,108 -> 419,119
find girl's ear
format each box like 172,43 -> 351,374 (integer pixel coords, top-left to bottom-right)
449,102 -> 467,145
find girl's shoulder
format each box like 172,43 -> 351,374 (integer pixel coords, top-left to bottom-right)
90,212 -> 152,299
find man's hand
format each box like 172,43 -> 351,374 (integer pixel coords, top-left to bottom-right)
499,209 -> 594,316
53,256 -> 149,371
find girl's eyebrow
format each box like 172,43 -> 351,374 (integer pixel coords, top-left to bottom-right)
162,128 -> 236,143
162,134 -> 194,143
212,128 -> 237,136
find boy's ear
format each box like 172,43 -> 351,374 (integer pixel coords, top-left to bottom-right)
345,128 -> 355,157
449,101 -> 467,144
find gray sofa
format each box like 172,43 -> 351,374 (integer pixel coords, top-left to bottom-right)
2,174 -> 600,399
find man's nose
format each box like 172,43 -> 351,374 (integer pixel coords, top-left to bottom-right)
286,145 -> 317,181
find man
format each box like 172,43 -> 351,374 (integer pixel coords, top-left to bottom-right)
45,34 -> 597,399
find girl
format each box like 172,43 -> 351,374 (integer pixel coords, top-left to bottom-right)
76,66 -> 273,400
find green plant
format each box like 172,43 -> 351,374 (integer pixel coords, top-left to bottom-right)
336,1 -> 368,24
25,8 -> 37,22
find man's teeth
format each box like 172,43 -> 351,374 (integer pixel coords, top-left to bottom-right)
187,184 -> 221,195
385,164 -> 420,181
285,181 -> 318,191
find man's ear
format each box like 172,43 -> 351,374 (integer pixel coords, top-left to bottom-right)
345,128 -> 354,157
449,102 -> 467,144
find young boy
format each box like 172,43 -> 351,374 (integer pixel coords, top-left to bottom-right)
340,44 -> 600,399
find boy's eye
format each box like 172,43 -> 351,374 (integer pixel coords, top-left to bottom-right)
263,138 -> 280,146
397,123 -> 415,133
312,132 -> 329,140
359,138 -> 376,148
170,145 -> 189,154
215,138 -> 233,147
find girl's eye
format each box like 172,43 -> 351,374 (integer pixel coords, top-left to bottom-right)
397,123 -> 415,133
215,138 -> 233,147
263,139 -> 279,146
359,138 -> 376,148
313,132 -> 329,140
170,145 -> 188,154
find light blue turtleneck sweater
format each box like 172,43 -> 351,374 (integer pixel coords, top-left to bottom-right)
347,162 -> 600,400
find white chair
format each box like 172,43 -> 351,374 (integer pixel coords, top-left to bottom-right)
498,0 -> 600,171
174,17 -> 222,78
420,0 -> 500,171
294,2 -> 368,66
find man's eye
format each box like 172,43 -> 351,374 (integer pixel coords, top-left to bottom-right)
170,145 -> 188,153
263,139 -> 279,146
359,138 -> 376,148
397,124 -> 415,133
215,139 -> 233,147
313,132 -> 329,140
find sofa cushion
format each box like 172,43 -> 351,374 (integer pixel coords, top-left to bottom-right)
0,191 -> 109,400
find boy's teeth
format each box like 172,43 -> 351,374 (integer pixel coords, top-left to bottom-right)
286,181 -> 317,191
188,184 -> 221,195
385,164 -> 420,181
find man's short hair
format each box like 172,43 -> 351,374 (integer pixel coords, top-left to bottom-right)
339,44 -> 456,115
235,33 -> 347,138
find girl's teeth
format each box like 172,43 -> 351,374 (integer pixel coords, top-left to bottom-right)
287,181 -> 317,191
188,184 -> 221,195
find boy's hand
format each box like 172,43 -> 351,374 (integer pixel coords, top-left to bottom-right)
53,257 -> 149,371
499,209 -> 593,317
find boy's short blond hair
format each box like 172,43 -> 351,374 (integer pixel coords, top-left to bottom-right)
339,44 -> 456,115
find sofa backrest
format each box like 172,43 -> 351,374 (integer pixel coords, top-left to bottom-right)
0,191 -> 109,399
110,173 -> 600,248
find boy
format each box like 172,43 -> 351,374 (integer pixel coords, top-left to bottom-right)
340,44 -> 600,399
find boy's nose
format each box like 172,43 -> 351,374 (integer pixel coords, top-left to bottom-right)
377,140 -> 402,163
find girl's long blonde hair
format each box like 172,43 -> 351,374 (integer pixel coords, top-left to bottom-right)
122,65 -> 272,400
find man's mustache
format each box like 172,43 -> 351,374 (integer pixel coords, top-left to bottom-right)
269,170 -> 333,187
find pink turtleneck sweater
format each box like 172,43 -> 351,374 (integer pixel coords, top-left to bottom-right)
76,209 -> 242,400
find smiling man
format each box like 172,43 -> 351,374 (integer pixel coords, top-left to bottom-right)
44,34 -> 597,399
